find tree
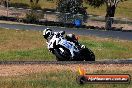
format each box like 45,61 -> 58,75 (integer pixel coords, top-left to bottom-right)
84,0 -> 127,30
30,0 -> 39,4
56,0 -> 88,23
0,0 -> 10,6
30,0 -> 41,10
57,0 -> 84,14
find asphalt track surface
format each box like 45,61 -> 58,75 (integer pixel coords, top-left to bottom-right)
0,59 -> 132,65
0,22 -> 132,40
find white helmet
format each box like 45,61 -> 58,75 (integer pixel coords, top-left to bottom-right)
43,28 -> 52,39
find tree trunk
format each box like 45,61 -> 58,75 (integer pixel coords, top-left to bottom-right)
30,0 -> 33,3
35,0 -> 39,4
105,5 -> 116,30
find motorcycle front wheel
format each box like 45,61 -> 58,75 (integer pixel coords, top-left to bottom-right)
80,48 -> 95,61
54,46 -> 71,61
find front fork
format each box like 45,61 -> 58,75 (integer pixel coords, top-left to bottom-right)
70,45 -> 74,57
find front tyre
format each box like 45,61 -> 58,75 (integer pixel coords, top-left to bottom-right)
80,48 -> 95,61
53,46 -> 71,61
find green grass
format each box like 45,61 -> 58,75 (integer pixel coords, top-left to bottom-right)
0,28 -> 132,61
0,70 -> 131,88
0,48 -> 54,61
80,39 -> 132,59
10,0 -> 132,19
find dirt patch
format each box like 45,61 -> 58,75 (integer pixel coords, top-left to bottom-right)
0,64 -> 132,77
85,20 -> 132,31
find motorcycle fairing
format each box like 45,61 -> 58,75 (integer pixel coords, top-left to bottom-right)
47,33 -> 79,57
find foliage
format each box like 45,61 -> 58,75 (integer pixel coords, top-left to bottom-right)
56,0 -> 88,23
84,0 -> 104,8
84,0 -> 127,8
30,0 -> 39,4
57,0 -> 84,14
30,2 -> 42,10
8,2 -> 29,8
26,12 -> 37,23
84,0 -> 128,30
25,11 -> 43,23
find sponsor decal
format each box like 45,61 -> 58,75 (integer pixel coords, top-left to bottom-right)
76,67 -> 131,84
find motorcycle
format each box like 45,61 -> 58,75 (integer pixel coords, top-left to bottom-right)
45,31 -> 95,61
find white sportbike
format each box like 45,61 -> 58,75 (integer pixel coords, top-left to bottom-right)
45,32 -> 95,61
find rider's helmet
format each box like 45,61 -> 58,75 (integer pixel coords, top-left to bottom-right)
43,28 -> 53,39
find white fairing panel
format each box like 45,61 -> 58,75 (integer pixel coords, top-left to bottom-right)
58,39 -> 72,49
47,33 -> 79,57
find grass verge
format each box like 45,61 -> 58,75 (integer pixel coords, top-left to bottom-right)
0,68 -> 131,88
0,28 -> 132,61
